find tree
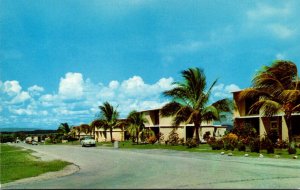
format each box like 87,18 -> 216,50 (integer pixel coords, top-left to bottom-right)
126,110 -> 148,144
237,60 -> 300,143
98,101 -> 122,142
57,123 -> 70,140
161,67 -> 231,143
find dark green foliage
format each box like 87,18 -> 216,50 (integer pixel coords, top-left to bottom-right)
288,145 -> 297,154
185,138 -> 199,148
249,137 -> 260,153
261,137 -> 274,154
237,141 -> 246,151
207,137 -> 224,150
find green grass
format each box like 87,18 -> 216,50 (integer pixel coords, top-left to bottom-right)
117,141 -> 300,159
0,144 -> 70,184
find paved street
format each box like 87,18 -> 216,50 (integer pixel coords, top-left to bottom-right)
3,143 -> 300,189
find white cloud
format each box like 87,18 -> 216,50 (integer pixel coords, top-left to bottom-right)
109,80 -> 119,89
28,85 -> 44,96
2,72 -> 175,127
212,83 -> 240,99
10,91 -> 31,104
3,80 -> 22,96
59,72 -> 84,99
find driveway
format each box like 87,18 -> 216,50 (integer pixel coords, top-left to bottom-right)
2,143 -> 300,189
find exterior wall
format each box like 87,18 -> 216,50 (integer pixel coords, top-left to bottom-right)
160,126 -> 185,142
282,116 -> 289,141
94,128 -> 124,142
141,108 -> 226,143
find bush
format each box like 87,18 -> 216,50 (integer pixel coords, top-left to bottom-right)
288,146 -> 297,154
158,132 -> 164,144
275,139 -> 288,149
168,129 -> 179,146
249,137 -> 260,153
288,143 -> 297,154
207,137 -> 224,150
237,141 -> 246,151
147,136 -> 157,144
179,138 -> 184,145
261,137 -> 274,154
185,138 -> 198,148
222,133 -> 238,151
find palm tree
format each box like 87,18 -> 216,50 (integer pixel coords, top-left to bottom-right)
80,124 -> 90,136
126,110 -> 148,144
161,67 -> 231,143
57,123 -> 70,136
98,101 -> 122,142
237,60 -> 300,143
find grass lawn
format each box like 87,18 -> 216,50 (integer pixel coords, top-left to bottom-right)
0,144 -> 70,184
116,141 -> 300,159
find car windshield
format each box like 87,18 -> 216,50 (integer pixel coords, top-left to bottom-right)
83,137 -> 92,140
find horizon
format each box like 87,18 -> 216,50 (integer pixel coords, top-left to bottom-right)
1,0 -> 300,130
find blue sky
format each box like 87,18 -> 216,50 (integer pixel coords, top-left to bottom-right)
1,0 -> 300,129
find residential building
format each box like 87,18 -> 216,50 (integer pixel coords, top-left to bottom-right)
233,90 -> 300,142
141,108 -> 227,143
92,107 -> 227,143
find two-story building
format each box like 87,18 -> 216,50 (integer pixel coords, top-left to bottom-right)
140,107 -> 227,143
232,90 -> 300,142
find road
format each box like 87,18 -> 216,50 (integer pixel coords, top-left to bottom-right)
2,143 -> 300,189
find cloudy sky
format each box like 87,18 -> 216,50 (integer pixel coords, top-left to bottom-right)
1,0 -> 300,129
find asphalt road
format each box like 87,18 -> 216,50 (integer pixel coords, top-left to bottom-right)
3,143 -> 300,189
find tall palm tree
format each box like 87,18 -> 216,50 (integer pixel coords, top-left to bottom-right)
237,60 -> 300,143
161,67 -> 231,143
98,101 -> 122,142
126,110 -> 148,144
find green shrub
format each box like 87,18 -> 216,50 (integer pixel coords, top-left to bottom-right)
222,133 -> 238,151
249,137 -> 260,153
207,137 -> 223,150
237,141 -> 246,151
185,138 -> 198,148
288,144 -> 297,154
261,136 -> 274,154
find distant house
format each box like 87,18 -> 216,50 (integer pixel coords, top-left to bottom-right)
233,90 -> 300,142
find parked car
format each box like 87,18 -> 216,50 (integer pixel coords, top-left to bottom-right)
80,136 -> 96,147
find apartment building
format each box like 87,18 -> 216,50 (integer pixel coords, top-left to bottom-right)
141,108 -> 227,143
232,90 -> 300,142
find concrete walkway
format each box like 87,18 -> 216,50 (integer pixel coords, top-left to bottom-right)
2,143 -> 300,189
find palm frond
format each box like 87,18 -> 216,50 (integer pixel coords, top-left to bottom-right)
202,105 -> 219,122
279,90 -> 300,103
211,98 -> 231,112
160,102 -> 182,117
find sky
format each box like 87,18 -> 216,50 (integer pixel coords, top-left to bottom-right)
1,0 -> 300,130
